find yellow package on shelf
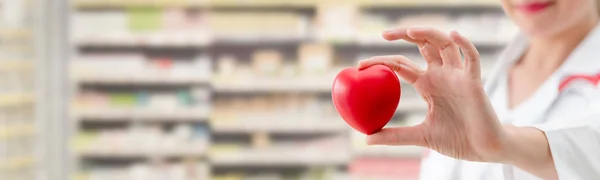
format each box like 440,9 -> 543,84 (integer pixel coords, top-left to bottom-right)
209,144 -> 243,154
0,60 -> 33,71
0,93 -> 34,107
72,173 -> 90,180
212,173 -> 244,180
128,7 -> 162,32
0,28 -> 31,37
0,156 -> 34,170
0,123 -> 35,141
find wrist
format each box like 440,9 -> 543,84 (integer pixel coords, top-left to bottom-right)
497,124 -> 520,164
497,124 -> 557,179
473,124 -> 518,163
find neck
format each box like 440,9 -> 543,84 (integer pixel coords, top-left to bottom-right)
522,17 -> 598,70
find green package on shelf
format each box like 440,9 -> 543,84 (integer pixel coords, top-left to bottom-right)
128,7 -> 162,32
177,90 -> 194,106
72,132 -> 99,150
110,93 -> 137,107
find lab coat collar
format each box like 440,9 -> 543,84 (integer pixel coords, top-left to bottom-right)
486,22 -> 600,89
556,22 -> 600,76
485,22 -> 600,97
504,23 -> 600,126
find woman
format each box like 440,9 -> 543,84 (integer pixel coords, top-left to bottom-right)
358,0 -> 600,179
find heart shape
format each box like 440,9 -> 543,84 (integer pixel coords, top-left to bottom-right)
558,73 -> 600,92
332,65 -> 401,135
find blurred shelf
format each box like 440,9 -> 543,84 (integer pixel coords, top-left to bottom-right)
75,36 -> 304,47
72,0 -> 501,9
73,0 -> 208,8
213,36 -> 309,45
211,120 -> 347,134
355,146 -> 425,158
0,156 -> 34,170
75,36 -> 508,48
79,116 -> 208,123
73,0 -> 315,9
0,60 -> 33,71
74,74 -> 211,86
211,150 -> 350,166
77,149 -> 206,159
212,78 -> 333,93
75,108 -> 210,120
0,123 -> 35,140
74,37 -> 211,48
0,92 -> 34,107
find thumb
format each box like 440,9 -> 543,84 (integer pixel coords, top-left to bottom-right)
366,125 -> 427,146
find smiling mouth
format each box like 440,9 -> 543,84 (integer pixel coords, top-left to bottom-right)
516,1 -> 555,14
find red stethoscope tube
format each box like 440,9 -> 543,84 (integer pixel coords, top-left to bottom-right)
558,73 -> 600,92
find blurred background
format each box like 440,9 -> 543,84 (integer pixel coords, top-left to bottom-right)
0,0 -> 520,179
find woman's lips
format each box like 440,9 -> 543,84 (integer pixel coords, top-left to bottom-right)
517,2 -> 554,14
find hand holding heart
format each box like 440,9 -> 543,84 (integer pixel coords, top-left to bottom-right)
356,28 -> 508,162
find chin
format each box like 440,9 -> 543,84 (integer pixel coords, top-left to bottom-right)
518,21 -> 563,38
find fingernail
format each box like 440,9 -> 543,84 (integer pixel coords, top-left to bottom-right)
357,62 -> 366,69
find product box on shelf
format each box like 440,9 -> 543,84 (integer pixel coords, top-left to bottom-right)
252,49 -> 283,76
315,2 -> 359,42
209,12 -> 308,40
298,43 -> 333,75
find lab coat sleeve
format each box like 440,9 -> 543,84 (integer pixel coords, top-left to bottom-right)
533,110 -> 600,179
419,150 -> 459,180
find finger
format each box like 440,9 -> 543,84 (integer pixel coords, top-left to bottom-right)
407,28 -> 463,68
383,28 -> 442,67
450,31 -> 481,78
358,55 -> 425,84
366,126 -> 426,146
382,28 -> 424,45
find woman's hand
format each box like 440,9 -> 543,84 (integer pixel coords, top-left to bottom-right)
359,27 -> 559,179
358,28 -> 509,162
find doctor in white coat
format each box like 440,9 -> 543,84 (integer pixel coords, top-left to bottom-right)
357,0 -> 600,179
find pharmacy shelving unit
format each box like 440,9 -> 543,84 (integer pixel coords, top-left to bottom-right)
0,0 -> 69,179
69,0 -> 516,179
0,0 -> 36,179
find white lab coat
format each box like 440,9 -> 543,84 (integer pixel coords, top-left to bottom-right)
419,24 -> 600,180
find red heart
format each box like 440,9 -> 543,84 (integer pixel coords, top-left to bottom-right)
332,65 -> 401,135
